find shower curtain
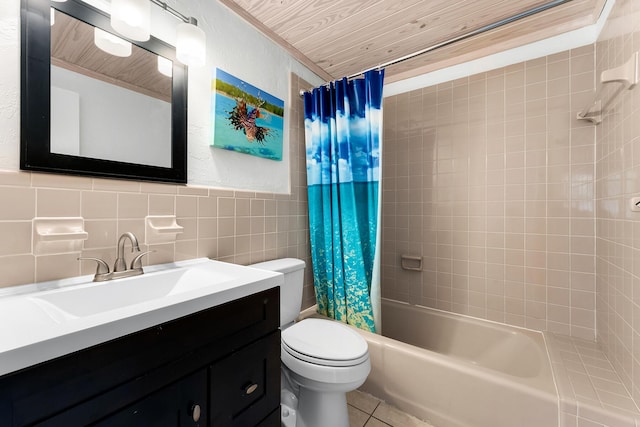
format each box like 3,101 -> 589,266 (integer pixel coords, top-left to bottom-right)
303,69 -> 384,333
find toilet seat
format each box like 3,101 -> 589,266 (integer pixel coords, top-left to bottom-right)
281,318 -> 369,367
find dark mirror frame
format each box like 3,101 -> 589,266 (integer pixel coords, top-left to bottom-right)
20,0 -> 188,184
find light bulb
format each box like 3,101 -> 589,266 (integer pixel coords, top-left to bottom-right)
157,56 -> 173,78
110,0 -> 150,42
176,18 -> 206,67
94,27 -> 132,57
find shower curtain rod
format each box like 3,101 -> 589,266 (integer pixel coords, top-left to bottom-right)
299,0 -> 572,97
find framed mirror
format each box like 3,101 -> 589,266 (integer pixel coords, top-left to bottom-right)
21,0 -> 188,183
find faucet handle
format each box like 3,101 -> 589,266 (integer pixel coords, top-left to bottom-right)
130,250 -> 154,270
78,257 -> 111,281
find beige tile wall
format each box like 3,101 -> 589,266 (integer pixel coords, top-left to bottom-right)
0,73 -> 315,310
382,46 -> 597,339
594,0 -> 640,405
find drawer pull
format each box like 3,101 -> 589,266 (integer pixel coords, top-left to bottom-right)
244,383 -> 259,395
190,403 -> 201,422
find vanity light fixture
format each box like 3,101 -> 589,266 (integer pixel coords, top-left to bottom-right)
94,27 -> 133,57
157,55 -> 173,77
176,17 -> 206,67
109,0 -> 206,67
50,0 -> 67,2
110,0 -> 151,41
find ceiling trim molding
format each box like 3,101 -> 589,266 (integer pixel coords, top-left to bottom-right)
384,0 -> 615,96
217,0 -> 334,82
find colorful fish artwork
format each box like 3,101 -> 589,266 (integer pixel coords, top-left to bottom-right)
211,68 -> 284,161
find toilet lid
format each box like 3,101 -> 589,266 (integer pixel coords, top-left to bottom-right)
281,319 -> 369,367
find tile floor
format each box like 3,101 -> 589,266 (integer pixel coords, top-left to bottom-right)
347,390 -> 435,427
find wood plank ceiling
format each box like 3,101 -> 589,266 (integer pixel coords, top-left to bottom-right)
219,0 -> 607,83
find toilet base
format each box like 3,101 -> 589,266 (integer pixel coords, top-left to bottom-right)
281,384 -> 299,427
296,388 -> 349,427
281,403 -> 297,427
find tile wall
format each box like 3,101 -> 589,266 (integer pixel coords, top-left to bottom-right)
382,46 -> 598,339
594,0 -> 640,405
0,73 -> 316,310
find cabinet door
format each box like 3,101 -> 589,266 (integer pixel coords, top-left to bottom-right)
210,332 -> 280,427
92,370 -> 207,427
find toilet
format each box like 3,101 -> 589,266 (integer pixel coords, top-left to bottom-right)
249,258 -> 371,427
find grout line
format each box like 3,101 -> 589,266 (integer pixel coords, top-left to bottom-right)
367,415 -> 393,427
363,413 -> 374,426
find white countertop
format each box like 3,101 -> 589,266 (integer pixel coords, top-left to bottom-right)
0,258 -> 283,377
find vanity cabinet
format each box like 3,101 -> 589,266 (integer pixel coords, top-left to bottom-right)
0,287 -> 281,427
93,369 -> 208,427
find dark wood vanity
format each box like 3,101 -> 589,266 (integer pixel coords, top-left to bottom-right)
0,287 -> 281,426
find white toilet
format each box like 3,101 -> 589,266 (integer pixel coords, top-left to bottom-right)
250,258 -> 371,427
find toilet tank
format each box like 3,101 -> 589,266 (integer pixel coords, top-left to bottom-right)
249,258 -> 306,327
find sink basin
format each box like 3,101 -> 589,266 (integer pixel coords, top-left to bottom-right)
29,267 -> 233,319
0,257 -> 283,378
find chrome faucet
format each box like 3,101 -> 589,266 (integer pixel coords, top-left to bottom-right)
78,232 -> 152,282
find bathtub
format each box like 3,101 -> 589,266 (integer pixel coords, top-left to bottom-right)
356,299 -> 559,427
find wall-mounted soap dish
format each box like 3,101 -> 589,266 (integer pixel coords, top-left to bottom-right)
145,215 -> 184,244
33,217 -> 88,255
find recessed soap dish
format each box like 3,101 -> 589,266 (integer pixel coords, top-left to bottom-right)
145,215 -> 184,244
33,217 -> 88,255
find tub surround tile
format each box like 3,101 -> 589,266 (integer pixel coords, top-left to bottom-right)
546,333 -> 640,427
383,47 -> 597,339
594,0 -> 640,401
575,418 -> 603,427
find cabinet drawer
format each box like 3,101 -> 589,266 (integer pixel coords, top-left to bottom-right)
210,332 -> 280,426
256,408 -> 281,426
91,369 -> 207,427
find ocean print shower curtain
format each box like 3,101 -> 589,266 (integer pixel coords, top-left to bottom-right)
303,69 -> 384,333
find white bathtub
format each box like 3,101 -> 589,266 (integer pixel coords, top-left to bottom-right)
356,299 -> 559,427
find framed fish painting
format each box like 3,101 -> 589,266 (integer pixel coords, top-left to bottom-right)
211,68 -> 284,161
